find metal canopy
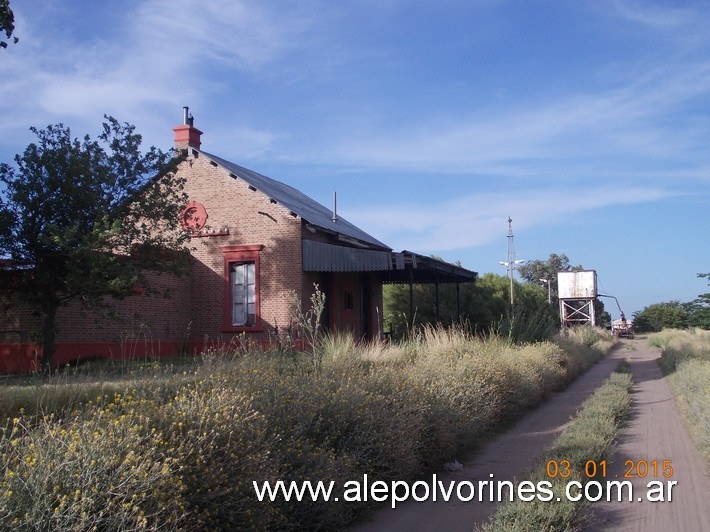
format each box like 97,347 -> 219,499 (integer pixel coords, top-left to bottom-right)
383,251 -> 477,328
303,240 -> 391,272
384,251 -> 478,285
302,243 -> 478,284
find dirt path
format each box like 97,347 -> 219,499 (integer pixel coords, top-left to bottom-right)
353,340 -> 710,531
587,340 -> 710,531
352,344 -> 630,531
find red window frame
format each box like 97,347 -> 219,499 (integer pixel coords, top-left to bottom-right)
221,245 -> 264,333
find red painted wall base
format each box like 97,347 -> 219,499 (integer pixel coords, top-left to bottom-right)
0,337 -> 308,374
0,341 -> 186,374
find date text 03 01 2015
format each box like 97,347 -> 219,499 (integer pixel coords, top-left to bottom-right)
545,459 -> 674,480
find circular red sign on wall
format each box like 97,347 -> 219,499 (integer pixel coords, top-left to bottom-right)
180,200 -> 208,231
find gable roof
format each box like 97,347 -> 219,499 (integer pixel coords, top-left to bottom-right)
190,148 -> 477,284
199,150 -> 390,251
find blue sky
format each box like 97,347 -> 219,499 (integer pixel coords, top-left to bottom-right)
1,0 -> 709,318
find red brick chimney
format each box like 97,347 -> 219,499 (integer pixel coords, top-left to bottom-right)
173,106 -> 202,150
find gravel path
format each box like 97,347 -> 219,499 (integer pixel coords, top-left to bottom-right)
587,339 -> 710,531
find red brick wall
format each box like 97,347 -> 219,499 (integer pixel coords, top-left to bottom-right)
0,271 -> 190,371
179,153 -> 303,342
0,293 -> 41,344
53,271 -> 191,345
0,151 -> 305,371
0,148 -> 388,372
0,290 -> 42,372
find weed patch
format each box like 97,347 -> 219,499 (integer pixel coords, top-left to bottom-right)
0,326 -> 616,529
479,364 -> 633,532
650,328 -> 710,466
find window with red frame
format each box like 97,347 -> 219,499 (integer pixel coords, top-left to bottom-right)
231,262 -> 255,326
221,245 -> 263,331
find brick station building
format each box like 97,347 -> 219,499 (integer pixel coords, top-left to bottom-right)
0,110 -> 477,373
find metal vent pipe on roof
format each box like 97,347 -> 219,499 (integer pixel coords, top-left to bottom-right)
332,191 -> 338,223
182,106 -> 194,126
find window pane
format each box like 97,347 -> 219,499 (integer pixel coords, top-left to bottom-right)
234,264 -> 245,285
231,262 -> 256,326
231,264 -> 246,325
246,263 -> 255,325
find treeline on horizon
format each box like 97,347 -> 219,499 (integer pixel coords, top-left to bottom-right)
384,259 -> 709,337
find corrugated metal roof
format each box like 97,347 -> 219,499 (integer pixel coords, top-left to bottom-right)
302,242 -> 478,282
189,150 -> 477,283
385,251 -> 478,284
303,240 -> 392,272
199,151 -> 390,250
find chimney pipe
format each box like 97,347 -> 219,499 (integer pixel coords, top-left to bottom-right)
173,106 -> 203,150
332,191 -> 338,223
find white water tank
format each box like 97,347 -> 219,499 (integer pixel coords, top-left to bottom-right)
557,270 -> 597,299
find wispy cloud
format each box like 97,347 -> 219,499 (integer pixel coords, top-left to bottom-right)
0,1 -> 317,147
316,57 -> 710,182
347,185 -> 678,253
604,0 -> 698,30
3,0 -> 710,186
134,0 -> 316,71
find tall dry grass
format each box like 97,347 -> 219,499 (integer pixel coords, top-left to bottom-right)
650,328 -> 710,466
480,364 -> 633,532
0,325 -> 615,530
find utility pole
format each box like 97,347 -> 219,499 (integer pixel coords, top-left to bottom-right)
540,278 -> 551,304
499,217 -> 524,316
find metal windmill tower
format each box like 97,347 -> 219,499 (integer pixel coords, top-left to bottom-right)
499,217 -> 524,313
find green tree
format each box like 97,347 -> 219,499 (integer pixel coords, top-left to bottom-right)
0,117 -> 189,370
518,253 -> 613,328
383,278 -> 462,335
383,270 -> 558,341
503,279 -> 560,342
465,273 -> 510,332
632,301 -> 689,333
597,304 -> 612,329
687,273 -> 710,329
383,271 -> 499,336
517,253 -> 582,301
1,0 -> 17,49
